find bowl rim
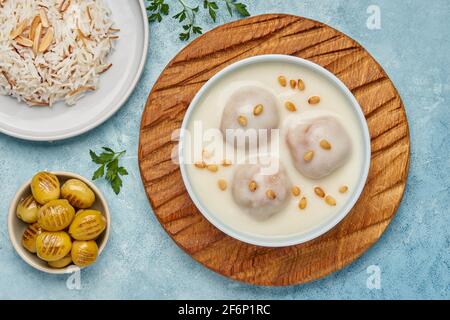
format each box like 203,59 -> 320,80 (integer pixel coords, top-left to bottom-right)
7,171 -> 111,274
179,54 -> 372,247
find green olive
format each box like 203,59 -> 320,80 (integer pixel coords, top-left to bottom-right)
31,172 -> 60,205
22,223 -> 42,253
69,210 -> 106,240
37,199 -> 75,231
36,231 -> 72,262
48,254 -> 72,268
16,195 -> 40,223
71,241 -> 98,267
61,179 -> 95,209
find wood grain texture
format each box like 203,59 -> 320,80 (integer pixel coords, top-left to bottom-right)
138,14 -> 410,286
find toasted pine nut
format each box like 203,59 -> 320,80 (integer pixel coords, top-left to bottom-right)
207,164 -> 219,172
278,76 -> 287,87
285,101 -> 297,112
320,139 -> 332,150
290,79 -> 297,89
308,96 -> 321,105
253,104 -> 263,116
299,197 -> 307,210
339,185 -> 349,193
291,186 -> 301,197
249,181 -> 257,192
218,179 -> 227,191
237,115 -> 248,127
298,79 -> 305,91
194,162 -> 206,169
325,195 -> 337,206
303,151 -> 314,162
222,159 -> 232,167
314,187 -> 325,198
266,189 -> 276,200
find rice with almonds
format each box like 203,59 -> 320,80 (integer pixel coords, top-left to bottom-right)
0,0 -> 118,106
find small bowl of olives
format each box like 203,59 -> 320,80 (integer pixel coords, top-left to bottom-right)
8,171 -> 111,274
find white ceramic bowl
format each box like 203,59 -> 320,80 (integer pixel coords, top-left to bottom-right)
8,172 -> 111,274
179,54 -> 371,247
0,0 -> 149,141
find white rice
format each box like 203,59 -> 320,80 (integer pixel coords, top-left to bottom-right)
0,0 -> 118,106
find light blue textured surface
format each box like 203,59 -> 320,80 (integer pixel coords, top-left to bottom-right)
0,0 -> 449,300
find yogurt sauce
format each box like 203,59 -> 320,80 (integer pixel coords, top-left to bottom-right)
183,61 -> 365,237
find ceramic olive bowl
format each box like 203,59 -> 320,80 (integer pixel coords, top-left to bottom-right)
8,171 -> 110,274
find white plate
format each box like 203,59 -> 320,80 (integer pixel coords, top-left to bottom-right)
0,0 -> 149,141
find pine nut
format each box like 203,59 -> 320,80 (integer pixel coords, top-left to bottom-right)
325,195 -> 336,206
253,104 -> 263,116
303,151 -> 314,162
299,197 -> 307,210
308,96 -> 321,105
320,139 -> 332,150
314,187 -> 325,198
278,76 -> 287,87
291,186 -> 301,197
285,101 -> 297,112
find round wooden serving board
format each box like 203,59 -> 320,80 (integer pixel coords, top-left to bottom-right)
138,14 -> 410,286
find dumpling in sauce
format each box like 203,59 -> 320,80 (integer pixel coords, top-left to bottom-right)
286,115 -> 352,179
220,85 -> 279,148
231,162 -> 291,220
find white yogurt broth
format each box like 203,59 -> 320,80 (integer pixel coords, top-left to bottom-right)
183,61 -> 365,237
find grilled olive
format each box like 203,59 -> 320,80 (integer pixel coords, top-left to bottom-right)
61,179 -> 95,209
69,210 -> 106,240
71,241 -> 98,267
16,195 -> 40,223
21,223 -> 42,253
37,199 -> 75,231
36,231 -> 72,262
48,254 -> 72,268
31,172 -> 60,205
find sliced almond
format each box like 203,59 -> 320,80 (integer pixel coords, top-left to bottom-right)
266,189 -> 276,200
303,150 -> 314,162
299,197 -> 307,210
339,185 -> 349,194
86,6 -> 92,23
97,63 -> 112,74
298,79 -> 305,91
218,179 -> 227,191
253,104 -> 263,116
108,35 -> 119,40
290,79 -> 297,89
26,99 -> 49,107
9,20 -> 28,40
314,187 -> 325,198
109,28 -> 120,33
291,186 -> 301,197
325,195 -> 337,206
38,27 -> 54,53
32,23 -> 42,55
278,76 -> 287,87
320,139 -> 332,150
285,101 -> 297,112
60,0 -> 71,13
67,85 -> 95,97
1,71 -> 15,88
29,16 -> 42,41
308,95 -> 321,105
16,36 -> 33,47
207,164 -> 218,173
39,8 -> 49,28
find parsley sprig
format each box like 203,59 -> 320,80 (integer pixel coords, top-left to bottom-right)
147,0 -> 250,41
90,147 -> 128,195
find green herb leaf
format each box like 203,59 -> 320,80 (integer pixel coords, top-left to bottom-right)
90,147 -> 127,194
148,0 -> 251,41
111,176 -> 123,195
92,164 -> 105,180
